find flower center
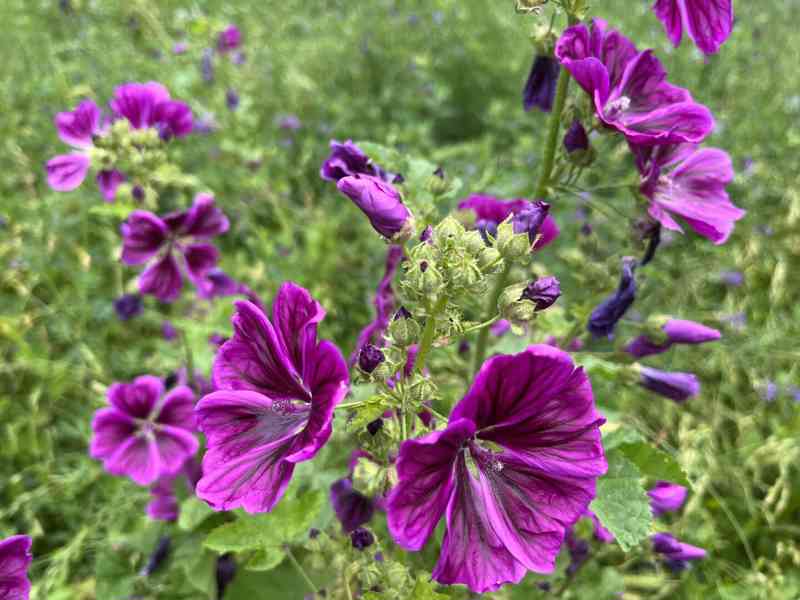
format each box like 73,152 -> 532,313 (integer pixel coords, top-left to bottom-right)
605,95 -> 631,118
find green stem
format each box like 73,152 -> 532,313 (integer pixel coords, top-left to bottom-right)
461,315 -> 500,335
533,68 -> 571,199
415,295 -> 448,374
473,263 -> 511,374
284,546 -> 318,595
179,330 -> 196,390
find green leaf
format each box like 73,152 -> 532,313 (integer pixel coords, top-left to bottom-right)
223,561 -> 308,600
618,441 -> 689,487
178,497 -> 215,531
406,575 -> 450,599
601,426 -> 645,451
245,546 -> 286,572
589,450 -> 652,551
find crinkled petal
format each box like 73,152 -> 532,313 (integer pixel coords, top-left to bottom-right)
111,82 -> 171,129
387,418 -> 475,551
181,193 -> 229,238
55,99 -> 101,148
457,195 -> 530,224
272,282 -> 326,381
683,0 -> 733,55
46,153 -> 90,192
120,211 -> 168,265
154,100 -> 194,138
613,100 -> 715,146
534,215 -> 560,250
183,243 -> 220,283
212,300 -> 307,400
89,408 -> 136,460
139,252 -> 183,303
109,376 -> 163,418
97,170 -> 125,202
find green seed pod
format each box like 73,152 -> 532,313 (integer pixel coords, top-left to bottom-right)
389,314 -> 420,347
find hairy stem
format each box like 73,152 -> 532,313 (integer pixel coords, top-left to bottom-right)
533,56 -> 571,199
415,295 -> 448,374
472,263 -> 511,374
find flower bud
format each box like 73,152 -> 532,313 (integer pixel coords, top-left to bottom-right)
366,418 -> 383,436
463,230 -> 486,255
477,246 -> 502,273
337,175 -> 414,242
389,309 -> 420,346
350,528 -> 375,550
421,264 -> 444,295
498,283 -> 536,324
588,257 -> 637,337
520,276 -> 561,311
563,119 -> 595,167
523,54 -> 560,112
637,366 -> 700,403
434,215 -> 464,243
428,167 -> 450,195
495,221 -> 531,262
358,344 -> 385,374
512,200 -> 550,245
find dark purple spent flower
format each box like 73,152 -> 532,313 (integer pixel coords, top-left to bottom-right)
651,532 -> 706,563
208,333 -> 228,348
458,340 -> 471,355
392,173 -> 405,184
163,372 -> 179,389
520,276 -> 561,311
563,119 -> 589,153
366,418 -> 384,436
512,200 -> 551,244
523,54 -> 560,112
358,344 -> 385,374
394,306 -> 412,320
132,185 -> 145,201
476,219 -> 499,245
653,0 -> 733,55
225,89 -> 240,111
588,257 -> 637,337
580,222 -> 593,236
141,536 -> 171,577
308,528 -> 321,539
648,481 -> 687,516
639,366 -> 700,403
332,480 -> 376,533
320,139 -> 378,182
113,293 -> 143,321
216,554 -> 237,599
350,527 -> 375,550
566,533 -> 590,575
374,551 -> 384,562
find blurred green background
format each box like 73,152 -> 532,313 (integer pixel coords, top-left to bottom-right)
1,0 -> 799,598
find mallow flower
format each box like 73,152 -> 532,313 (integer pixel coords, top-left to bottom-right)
522,54 -> 560,112
633,143 -> 745,245
387,345 -> 607,593
90,375 -> 198,486
556,19 -> 713,146
217,25 -> 242,53
194,283 -> 349,513
458,195 -> 559,249
110,82 -> 193,141
653,0 -> 733,55
648,481 -> 688,516
638,366 -> 700,403
121,193 -> 229,302
0,535 -> 33,600
626,318 -> 721,357
320,139 -> 383,182
337,175 -> 415,243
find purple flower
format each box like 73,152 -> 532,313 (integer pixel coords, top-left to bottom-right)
90,375 -> 198,486
648,481 -> 687,516
586,510 -> 615,543
458,195 -> 560,249
634,143 -> 745,245
358,344 -> 385,374
330,478 -> 376,532
337,175 -> 414,242
162,320 -> 177,341
278,115 -> 302,130
651,532 -> 706,571
626,319 -> 721,357
147,475 -> 180,521
194,283 -> 349,513
719,270 -> 744,287
638,366 -> 700,403
520,276 -> 561,311
172,41 -> 188,54
588,257 -> 637,338
523,55 -> 560,113
556,19 -> 713,146
225,89 -> 239,111
217,25 -> 242,53
110,82 -> 193,140
121,193 -> 229,302
491,319 -> 511,337
387,345 -> 607,593
113,293 -> 143,321
197,269 -> 264,310
564,119 -> 589,153
350,528 -> 375,550
653,0 -> 733,55
320,139 -> 381,182
0,535 -> 32,600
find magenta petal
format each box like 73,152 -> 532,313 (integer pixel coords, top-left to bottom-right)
272,282 -> 326,380
183,243 -> 220,283
213,300 -> 307,399
154,100 -> 194,138
55,99 -> 101,148
139,252 -> 183,303
683,0 -> 733,55
109,376 -> 163,418
0,535 -> 32,600
46,153 -> 90,191
617,100 -> 715,146
106,434 -> 161,485
653,0 -> 684,47
387,418 -> 475,551
89,408 -> 136,460
147,489 -> 179,521
534,215 -> 560,250
432,454 -> 528,593
111,81 -> 171,129
155,425 -> 199,475
663,319 -> 721,344
96,170 -> 125,202
157,385 -> 196,429
457,195 -> 530,224
182,193 -> 229,238
121,211 -> 168,265
648,481 -> 688,516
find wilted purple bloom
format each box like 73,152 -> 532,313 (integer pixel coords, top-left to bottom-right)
556,19 -> 713,146
0,535 -> 32,600
350,528 -> 375,550
639,366 -> 700,403
113,293 -> 143,321
141,536 -> 171,577
194,283 -> 349,513
523,55 -> 560,112
458,195 -> 559,249
634,143 -> 745,245
651,532 -> 706,571
110,81 -> 193,141
564,119 -> 589,153
225,89 -> 239,111
217,25 -> 242,53
387,345 -> 607,593
588,257 -> 637,337
719,270 -> 744,287
648,481 -> 688,516
330,478 -> 375,532
350,245 -> 404,365
521,276 -> 561,311
320,139 -> 382,182
162,320 -> 177,341
337,175 -> 414,242
90,375 -> 197,486
626,319 -> 721,357
147,476 -> 180,521
121,193 -> 228,302
565,532 -> 590,575
172,41 -> 188,54
278,115 -> 302,130
358,344 -> 385,374
653,0 -> 733,55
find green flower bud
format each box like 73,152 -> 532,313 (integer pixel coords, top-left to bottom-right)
421,264 -> 444,295
463,230 -> 486,255
498,282 -> 539,325
477,246 -> 502,273
389,310 -> 420,347
496,221 -> 531,262
434,215 -> 464,245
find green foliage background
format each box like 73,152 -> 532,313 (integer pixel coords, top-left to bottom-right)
0,0 -> 798,598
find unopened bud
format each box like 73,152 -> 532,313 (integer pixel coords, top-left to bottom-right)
389,310 -> 420,346
520,276 -> 561,311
